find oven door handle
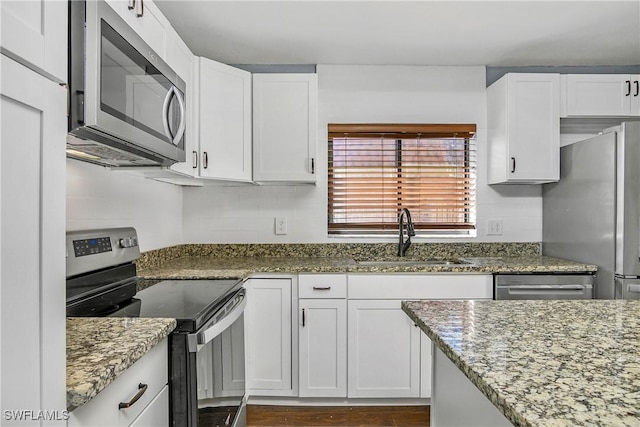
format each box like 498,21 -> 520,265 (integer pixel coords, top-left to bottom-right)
190,292 -> 246,351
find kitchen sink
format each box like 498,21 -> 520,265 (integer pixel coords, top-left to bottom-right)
356,259 -> 471,267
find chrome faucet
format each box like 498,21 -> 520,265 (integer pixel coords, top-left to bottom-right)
398,208 -> 416,257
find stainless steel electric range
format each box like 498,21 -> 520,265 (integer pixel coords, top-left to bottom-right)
66,227 -> 247,427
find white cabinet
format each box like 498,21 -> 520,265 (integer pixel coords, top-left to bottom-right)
347,299 -> 421,398
68,339 -> 169,427
562,74 -> 640,117
487,73 -> 560,184
245,277 -> 295,395
0,0 -> 67,82
104,0 -> 168,59
198,57 -> 253,182
420,333 -> 433,399
165,28 -> 199,177
347,274 -> 493,399
1,54 -> 67,424
253,74 -> 318,184
298,275 -> 347,398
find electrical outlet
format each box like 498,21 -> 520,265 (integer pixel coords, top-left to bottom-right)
275,217 -> 288,235
487,219 -> 503,236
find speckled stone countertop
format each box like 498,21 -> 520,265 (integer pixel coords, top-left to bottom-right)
402,299 -> 640,427
137,255 -> 596,280
67,317 -> 176,410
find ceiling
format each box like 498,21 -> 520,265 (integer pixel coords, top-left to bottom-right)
154,1 -> 640,67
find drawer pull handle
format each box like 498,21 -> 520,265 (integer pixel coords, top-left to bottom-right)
312,286 -> 331,291
119,383 -> 148,409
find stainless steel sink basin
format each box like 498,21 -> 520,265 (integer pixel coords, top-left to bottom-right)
356,259 -> 470,267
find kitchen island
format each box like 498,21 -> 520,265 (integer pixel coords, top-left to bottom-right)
402,299 -> 640,427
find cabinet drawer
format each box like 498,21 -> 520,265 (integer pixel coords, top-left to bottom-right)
68,339 -> 168,427
348,274 -> 493,299
299,274 -> 347,298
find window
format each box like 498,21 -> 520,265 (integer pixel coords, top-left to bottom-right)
328,124 -> 476,235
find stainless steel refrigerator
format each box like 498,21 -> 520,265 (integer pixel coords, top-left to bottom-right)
543,121 -> 640,299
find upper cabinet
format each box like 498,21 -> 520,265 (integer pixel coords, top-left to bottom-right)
253,74 -> 318,184
198,57 -> 253,182
561,74 -> 640,117
165,27 -> 199,178
104,0 -> 168,59
1,0 -> 67,83
487,73 -> 560,185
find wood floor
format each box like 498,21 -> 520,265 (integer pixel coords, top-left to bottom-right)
246,405 -> 430,427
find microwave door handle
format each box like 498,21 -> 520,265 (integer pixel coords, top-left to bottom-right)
172,88 -> 186,145
162,86 -> 175,141
196,294 -> 246,347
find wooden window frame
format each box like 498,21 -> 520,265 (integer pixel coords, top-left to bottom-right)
328,123 -> 477,236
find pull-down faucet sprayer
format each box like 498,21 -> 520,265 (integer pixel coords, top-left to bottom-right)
398,208 -> 416,257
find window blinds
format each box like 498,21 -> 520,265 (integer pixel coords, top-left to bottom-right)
328,124 -> 476,235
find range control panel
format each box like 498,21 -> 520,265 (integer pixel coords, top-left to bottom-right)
66,227 -> 140,278
73,237 -> 113,257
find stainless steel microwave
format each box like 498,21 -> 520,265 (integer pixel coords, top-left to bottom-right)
68,0 -> 186,167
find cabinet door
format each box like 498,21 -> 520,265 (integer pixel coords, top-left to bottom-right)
487,73 -> 559,184
0,0 -> 67,83
167,28 -> 199,177
199,57 -> 252,182
565,74 -> 635,117
420,333 -> 433,398
347,299 -> 421,398
245,278 -> 293,393
299,299 -> 347,397
631,75 -> 640,116
253,74 -> 318,183
1,55 -> 67,423
121,0 -> 168,60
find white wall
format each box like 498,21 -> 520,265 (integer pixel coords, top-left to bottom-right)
66,159 -> 183,251
182,65 -> 543,244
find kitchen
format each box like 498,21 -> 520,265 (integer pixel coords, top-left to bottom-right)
2,1 -> 640,426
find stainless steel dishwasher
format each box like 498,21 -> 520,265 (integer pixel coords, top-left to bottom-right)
494,274 -> 594,300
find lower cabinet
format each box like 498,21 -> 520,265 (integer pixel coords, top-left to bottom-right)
347,299 -> 421,398
245,273 -> 492,401
244,277 -> 295,396
298,274 -> 348,397
299,299 -> 347,397
67,339 -> 169,427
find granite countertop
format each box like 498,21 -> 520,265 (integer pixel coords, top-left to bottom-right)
402,299 -> 640,427
137,255 -> 596,280
66,317 -> 176,410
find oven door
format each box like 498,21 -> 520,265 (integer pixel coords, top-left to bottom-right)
171,289 -> 247,427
